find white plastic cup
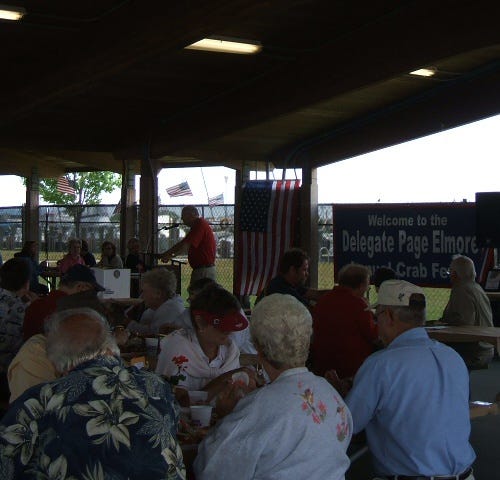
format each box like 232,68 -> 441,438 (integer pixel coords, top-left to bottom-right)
190,405 -> 213,427
188,390 -> 208,405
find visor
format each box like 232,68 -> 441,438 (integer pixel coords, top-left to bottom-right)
192,309 -> 248,332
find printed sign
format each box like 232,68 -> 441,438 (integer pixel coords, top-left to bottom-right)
333,203 -> 492,286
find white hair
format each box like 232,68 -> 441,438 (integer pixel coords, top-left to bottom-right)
142,267 -> 177,298
450,255 -> 476,281
46,307 -> 119,373
250,294 -> 312,368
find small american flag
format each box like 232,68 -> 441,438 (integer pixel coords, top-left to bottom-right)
208,193 -> 224,206
166,181 -> 193,197
56,176 -> 76,196
236,180 -> 300,296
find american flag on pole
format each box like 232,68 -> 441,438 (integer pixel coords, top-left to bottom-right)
208,193 -> 224,206
56,176 -> 76,196
166,181 -> 193,197
236,180 -> 301,296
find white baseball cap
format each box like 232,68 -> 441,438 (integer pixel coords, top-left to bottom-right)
373,279 -> 425,307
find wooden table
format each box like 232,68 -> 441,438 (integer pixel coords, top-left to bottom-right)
486,291 -> 500,301
426,325 -> 500,354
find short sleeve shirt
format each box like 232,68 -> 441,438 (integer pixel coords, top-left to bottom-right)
183,218 -> 216,268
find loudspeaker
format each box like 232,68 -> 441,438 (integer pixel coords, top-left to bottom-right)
475,192 -> 500,247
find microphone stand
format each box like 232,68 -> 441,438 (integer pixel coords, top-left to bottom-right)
145,224 -> 180,267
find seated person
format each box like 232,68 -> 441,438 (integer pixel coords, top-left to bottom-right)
173,278 -> 256,354
124,237 -> 145,273
261,248 -> 327,308
97,240 -> 123,268
341,280 -> 474,479
125,237 -> 145,298
371,266 -> 397,292
155,284 -> 249,400
8,320 -> 58,403
442,254 -> 494,369
0,258 -> 34,404
0,307 -> 185,479
127,267 -> 184,335
14,240 -> 48,295
194,293 -> 352,479
80,239 -> 96,267
311,263 -> 378,379
22,264 -> 106,341
58,238 -> 85,274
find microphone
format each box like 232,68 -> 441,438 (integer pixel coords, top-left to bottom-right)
146,224 -> 181,259
159,223 -> 180,231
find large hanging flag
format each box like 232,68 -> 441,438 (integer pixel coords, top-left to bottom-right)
208,193 -> 224,206
236,179 -> 301,296
166,181 -> 193,197
56,176 -> 76,196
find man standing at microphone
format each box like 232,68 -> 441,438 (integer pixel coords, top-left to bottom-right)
161,205 -> 216,284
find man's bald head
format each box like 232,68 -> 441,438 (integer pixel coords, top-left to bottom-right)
46,308 -> 119,373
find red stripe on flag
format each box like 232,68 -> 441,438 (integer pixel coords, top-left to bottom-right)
236,179 -> 300,296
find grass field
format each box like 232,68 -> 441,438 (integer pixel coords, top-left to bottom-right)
3,251 -> 450,319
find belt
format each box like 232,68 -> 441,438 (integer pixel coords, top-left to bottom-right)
192,264 -> 215,270
385,468 -> 472,480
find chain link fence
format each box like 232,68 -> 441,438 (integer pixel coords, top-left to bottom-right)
0,203 -> 450,315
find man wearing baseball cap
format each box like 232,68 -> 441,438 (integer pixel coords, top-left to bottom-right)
345,279 -> 475,480
22,264 -> 105,341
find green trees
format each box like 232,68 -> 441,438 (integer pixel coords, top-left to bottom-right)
39,172 -> 121,237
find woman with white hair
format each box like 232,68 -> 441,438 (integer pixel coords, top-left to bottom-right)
126,267 -> 184,335
194,293 -> 353,480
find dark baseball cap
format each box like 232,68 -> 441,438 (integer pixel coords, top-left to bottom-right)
62,265 -> 105,292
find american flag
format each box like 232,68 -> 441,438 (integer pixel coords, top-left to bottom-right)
236,180 -> 300,296
208,193 -> 224,206
166,181 -> 193,197
56,176 -> 76,196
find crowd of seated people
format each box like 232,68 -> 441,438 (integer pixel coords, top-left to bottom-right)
0,246 -> 482,480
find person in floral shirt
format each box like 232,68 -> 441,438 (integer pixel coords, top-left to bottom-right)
0,307 -> 185,480
194,294 -> 352,480
0,257 -> 34,406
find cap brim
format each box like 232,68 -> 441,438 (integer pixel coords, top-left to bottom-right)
93,282 -> 106,292
217,311 -> 248,332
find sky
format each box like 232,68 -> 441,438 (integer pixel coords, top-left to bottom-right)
0,113 -> 499,206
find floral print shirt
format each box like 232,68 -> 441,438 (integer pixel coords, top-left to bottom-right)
194,367 -> 352,480
0,355 -> 186,480
0,288 -> 27,374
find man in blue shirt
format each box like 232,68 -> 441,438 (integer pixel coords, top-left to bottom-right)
345,279 -> 475,479
263,248 -> 327,308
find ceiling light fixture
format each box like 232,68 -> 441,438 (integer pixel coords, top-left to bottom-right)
185,37 -> 262,55
0,4 -> 26,20
409,67 -> 437,77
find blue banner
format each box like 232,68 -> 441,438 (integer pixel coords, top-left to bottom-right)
333,203 -> 492,287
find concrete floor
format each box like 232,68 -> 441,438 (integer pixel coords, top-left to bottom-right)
346,357 -> 500,480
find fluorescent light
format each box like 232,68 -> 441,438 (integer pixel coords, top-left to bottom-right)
185,37 -> 262,55
410,67 -> 437,77
0,4 -> 25,20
